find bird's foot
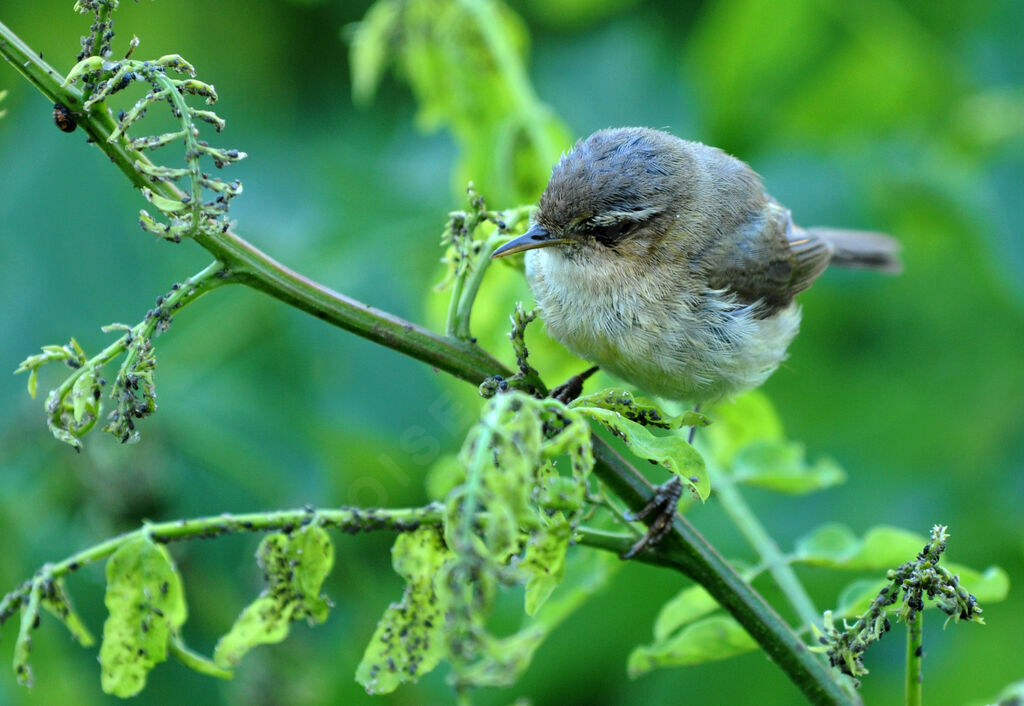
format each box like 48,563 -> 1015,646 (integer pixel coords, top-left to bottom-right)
550,365 -> 599,404
621,475 -> 684,559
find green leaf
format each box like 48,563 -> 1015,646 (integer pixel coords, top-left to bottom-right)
214,595 -> 295,668
730,440 -> 845,494
141,188 -> 188,213
349,0 -> 401,105
571,388 -> 708,430
424,453 -> 465,501
946,564 -> 1010,604
628,615 -> 757,678
521,514 -> 570,616
578,406 -> 709,501
651,583 -> 722,642
794,524 -> 929,570
41,578 -> 95,647
13,582 -> 42,687
69,369 -> 99,425
651,563 -> 759,641
99,536 -> 187,698
62,55 -> 104,85
287,525 -> 334,623
356,526 -> 450,695
832,578 -> 889,619
704,389 -> 783,466
214,525 -> 334,668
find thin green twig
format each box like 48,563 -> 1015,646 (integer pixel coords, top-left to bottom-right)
906,611 -> 923,706
709,459 -> 820,627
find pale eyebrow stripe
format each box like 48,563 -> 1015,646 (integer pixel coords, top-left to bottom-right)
591,207 -> 662,225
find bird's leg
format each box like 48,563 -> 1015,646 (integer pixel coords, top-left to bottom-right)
550,365 -> 599,404
621,405 -> 701,559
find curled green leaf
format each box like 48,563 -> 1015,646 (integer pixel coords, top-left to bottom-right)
356,526 -> 450,694
141,188 -> 189,212
62,55 -> 104,86
571,388 -> 707,430
154,54 -> 196,77
13,581 -> 42,687
41,577 -> 95,648
521,514 -> 570,616
213,525 -> 334,669
578,406 -> 709,501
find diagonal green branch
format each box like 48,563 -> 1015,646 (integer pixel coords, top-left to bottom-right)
0,21 -> 504,385
0,19 -> 851,705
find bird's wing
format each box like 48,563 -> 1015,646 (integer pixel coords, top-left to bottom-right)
701,200 -> 834,315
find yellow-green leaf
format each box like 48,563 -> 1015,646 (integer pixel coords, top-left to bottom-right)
99,536 -> 187,697
356,526 -> 450,694
13,582 -> 41,687
794,524 -> 927,570
628,615 -> 757,678
705,390 -> 783,466
730,440 -> 845,494
578,406 -> 709,501
141,188 -> 188,213
571,387 -> 707,430
213,525 -> 334,668
349,0 -> 401,105
41,578 -> 95,647
521,514 -> 571,615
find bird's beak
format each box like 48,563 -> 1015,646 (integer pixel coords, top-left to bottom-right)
491,224 -> 570,258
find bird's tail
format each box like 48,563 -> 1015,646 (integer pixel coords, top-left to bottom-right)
810,228 -> 903,274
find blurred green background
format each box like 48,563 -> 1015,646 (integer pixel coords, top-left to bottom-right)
1,1 -> 1022,704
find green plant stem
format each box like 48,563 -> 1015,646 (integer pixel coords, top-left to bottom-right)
446,262 -> 467,337
589,440 -> 852,706
0,22 -> 505,386
453,234 -> 500,340
0,21 -> 151,192
0,20 -> 850,704
452,206 -> 532,340
906,612 -> 923,706
168,635 -> 233,681
710,460 -> 820,628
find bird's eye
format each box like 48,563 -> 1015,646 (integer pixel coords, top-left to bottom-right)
587,219 -> 632,245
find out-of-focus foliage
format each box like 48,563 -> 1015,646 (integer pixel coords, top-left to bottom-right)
1,0 -> 1021,705
349,0 -> 572,204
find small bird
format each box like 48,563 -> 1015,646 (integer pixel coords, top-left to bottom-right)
492,127 -> 900,556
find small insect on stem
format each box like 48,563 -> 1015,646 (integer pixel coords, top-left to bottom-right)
53,103 -> 77,133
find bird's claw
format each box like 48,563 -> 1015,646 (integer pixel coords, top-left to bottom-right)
621,475 -> 684,559
549,365 -> 599,404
